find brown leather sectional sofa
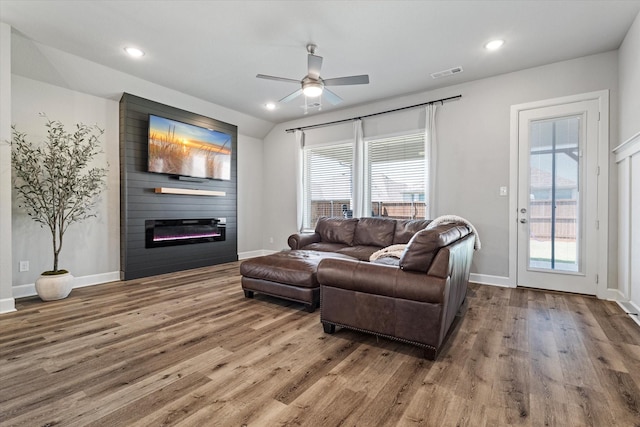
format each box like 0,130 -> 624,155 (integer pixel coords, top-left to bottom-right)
288,216 -> 432,259
290,216 -> 475,359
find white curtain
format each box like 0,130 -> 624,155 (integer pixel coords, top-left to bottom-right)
425,104 -> 438,219
295,130 -> 305,231
352,119 -> 366,218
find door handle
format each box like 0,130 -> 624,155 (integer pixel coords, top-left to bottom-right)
520,218 -> 527,223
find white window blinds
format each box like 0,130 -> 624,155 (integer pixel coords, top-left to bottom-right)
366,133 -> 426,219
303,142 -> 353,229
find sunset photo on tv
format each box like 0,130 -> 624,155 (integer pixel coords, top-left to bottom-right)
148,115 -> 232,180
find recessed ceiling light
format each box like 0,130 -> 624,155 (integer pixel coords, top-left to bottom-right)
265,103 -> 276,110
124,47 -> 145,58
485,39 -> 505,51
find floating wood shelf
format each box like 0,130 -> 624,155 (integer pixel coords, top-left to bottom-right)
154,187 -> 226,197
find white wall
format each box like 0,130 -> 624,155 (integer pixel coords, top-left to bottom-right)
0,23 -> 15,312
617,11 -> 640,308
262,51 -> 619,284
237,134 -> 264,257
11,76 -> 120,289
619,11 -> 640,142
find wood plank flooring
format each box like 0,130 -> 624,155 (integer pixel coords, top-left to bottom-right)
1,262 -> 640,426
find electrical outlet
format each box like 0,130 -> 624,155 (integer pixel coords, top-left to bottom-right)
19,260 -> 29,272
269,237 -> 274,244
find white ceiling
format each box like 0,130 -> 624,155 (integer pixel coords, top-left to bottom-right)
1,0 -> 639,125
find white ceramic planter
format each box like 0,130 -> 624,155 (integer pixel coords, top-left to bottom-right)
35,272 -> 74,301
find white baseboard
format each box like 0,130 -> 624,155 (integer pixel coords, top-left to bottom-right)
73,271 -> 120,288
12,271 -> 121,299
469,273 -> 513,288
599,287 -> 626,302
12,283 -> 36,299
238,249 -> 277,260
0,297 -> 16,314
616,300 -> 640,328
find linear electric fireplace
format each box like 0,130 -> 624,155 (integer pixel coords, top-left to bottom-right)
145,218 -> 226,248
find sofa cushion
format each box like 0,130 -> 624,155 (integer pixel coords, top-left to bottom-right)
315,217 -> 359,245
302,242 -> 349,253
240,250 -> 356,288
399,224 -> 470,273
337,245 -> 382,261
393,219 -> 432,244
353,217 -> 396,247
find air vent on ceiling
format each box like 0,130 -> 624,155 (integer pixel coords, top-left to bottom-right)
430,66 -> 464,79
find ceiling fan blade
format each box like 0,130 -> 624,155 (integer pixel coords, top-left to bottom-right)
256,74 -> 300,84
323,88 -> 343,105
308,54 -> 323,80
279,89 -> 303,103
323,75 -> 370,86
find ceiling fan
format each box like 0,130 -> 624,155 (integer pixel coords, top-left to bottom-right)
256,44 -> 369,106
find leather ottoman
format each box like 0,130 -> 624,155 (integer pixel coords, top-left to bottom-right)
240,250 -> 356,312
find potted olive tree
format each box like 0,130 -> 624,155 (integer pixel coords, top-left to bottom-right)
11,117 -> 107,301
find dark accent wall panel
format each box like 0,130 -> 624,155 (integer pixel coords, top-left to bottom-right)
120,93 -> 238,280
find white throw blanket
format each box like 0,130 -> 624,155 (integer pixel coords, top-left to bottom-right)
426,215 -> 481,251
369,244 -> 408,262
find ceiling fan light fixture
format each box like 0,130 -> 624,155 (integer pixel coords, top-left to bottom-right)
302,82 -> 323,97
257,44 -> 367,107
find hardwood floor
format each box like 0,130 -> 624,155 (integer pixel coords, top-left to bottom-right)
1,262 -> 640,426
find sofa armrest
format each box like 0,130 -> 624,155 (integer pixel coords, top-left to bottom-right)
317,258 -> 446,305
400,224 -> 471,273
288,232 -> 321,249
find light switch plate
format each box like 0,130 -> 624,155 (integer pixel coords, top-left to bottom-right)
499,186 -> 508,196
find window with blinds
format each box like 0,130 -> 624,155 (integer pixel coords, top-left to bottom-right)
303,142 -> 353,229
366,133 -> 426,219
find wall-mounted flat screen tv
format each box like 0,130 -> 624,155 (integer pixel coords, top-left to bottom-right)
148,114 -> 231,180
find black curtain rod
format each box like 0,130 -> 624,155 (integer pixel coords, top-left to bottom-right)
285,94 -> 462,133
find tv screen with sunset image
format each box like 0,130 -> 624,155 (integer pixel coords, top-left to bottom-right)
148,115 -> 232,180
